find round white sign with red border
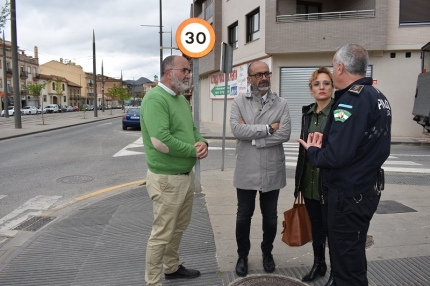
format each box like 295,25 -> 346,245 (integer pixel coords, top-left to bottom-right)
176,18 -> 216,58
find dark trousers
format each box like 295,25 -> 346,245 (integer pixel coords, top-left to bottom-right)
236,188 -> 280,258
327,188 -> 380,286
303,196 -> 327,248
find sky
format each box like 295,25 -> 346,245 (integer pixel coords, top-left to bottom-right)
7,0 -> 193,82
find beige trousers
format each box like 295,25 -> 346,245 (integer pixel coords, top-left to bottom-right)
145,170 -> 195,286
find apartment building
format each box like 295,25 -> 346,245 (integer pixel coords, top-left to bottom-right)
40,59 -> 86,106
192,0 -> 430,137
34,74 -> 81,107
0,41 -> 39,110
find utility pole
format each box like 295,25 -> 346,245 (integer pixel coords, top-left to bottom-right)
93,30 -> 97,117
2,32 -> 8,118
101,60 -> 104,112
159,0 -> 163,76
11,0 -> 21,128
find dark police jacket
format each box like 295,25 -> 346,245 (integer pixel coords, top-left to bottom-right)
306,77 -> 391,197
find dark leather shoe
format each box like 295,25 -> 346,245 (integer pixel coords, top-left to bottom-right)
235,257 -> 248,277
263,253 -> 275,273
302,258 -> 327,281
165,264 -> 200,280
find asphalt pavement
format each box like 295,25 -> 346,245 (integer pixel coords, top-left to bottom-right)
0,111 -> 430,285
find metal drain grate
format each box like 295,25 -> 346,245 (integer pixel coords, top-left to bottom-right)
12,216 -> 56,231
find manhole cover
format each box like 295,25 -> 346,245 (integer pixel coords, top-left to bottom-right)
57,175 -> 94,184
229,274 -> 307,286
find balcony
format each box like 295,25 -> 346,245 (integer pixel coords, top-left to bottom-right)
276,10 -> 375,23
20,71 -> 28,79
6,68 -> 12,77
33,73 -> 40,79
266,1 -> 387,54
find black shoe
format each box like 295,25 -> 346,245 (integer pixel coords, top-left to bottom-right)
165,264 -> 201,280
262,253 -> 275,273
303,244 -> 327,282
235,257 -> 248,277
324,272 -> 335,286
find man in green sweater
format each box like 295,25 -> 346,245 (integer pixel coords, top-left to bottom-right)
140,55 -> 208,286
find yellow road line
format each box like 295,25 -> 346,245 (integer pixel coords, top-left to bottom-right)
42,180 -> 146,216
74,180 -> 146,201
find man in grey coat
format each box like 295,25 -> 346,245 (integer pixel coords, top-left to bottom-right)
230,60 -> 291,277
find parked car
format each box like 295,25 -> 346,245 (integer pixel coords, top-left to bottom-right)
72,106 -> 79,112
122,107 -> 141,130
61,105 -> 73,112
37,106 -> 47,114
45,104 -> 59,113
1,106 -> 15,116
21,106 -> 38,115
81,104 -> 94,111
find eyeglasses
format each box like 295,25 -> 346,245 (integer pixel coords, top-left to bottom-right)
170,68 -> 192,75
249,72 -> 272,79
311,81 -> 332,87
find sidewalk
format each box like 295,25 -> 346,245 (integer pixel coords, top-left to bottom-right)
0,114 -> 429,285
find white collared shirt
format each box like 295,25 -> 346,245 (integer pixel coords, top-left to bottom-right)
158,82 -> 177,97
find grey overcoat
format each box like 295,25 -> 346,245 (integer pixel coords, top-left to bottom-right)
230,90 -> 291,192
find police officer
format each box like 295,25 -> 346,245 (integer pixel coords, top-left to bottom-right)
298,43 -> 391,286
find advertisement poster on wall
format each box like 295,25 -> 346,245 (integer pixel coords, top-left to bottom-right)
209,57 -> 271,99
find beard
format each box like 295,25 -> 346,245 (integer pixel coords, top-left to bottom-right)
252,80 -> 270,92
171,73 -> 190,93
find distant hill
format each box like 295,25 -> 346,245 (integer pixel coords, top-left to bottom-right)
125,77 -> 152,85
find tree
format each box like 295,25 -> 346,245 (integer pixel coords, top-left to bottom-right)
54,79 -> 64,106
107,84 -> 128,112
0,0 -> 9,33
23,82 -> 48,125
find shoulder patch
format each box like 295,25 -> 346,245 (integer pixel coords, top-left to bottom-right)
333,109 -> 351,122
348,85 -> 364,94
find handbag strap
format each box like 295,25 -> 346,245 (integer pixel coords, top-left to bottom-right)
294,191 -> 305,205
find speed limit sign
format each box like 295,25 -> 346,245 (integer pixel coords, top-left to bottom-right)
176,18 -> 216,58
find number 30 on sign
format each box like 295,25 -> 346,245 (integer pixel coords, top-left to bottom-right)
176,18 -> 216,58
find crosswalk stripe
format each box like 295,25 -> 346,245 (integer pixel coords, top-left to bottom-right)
114,137 -> 429,173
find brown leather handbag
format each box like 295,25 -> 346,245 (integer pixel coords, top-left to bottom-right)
281,192 -> 313,246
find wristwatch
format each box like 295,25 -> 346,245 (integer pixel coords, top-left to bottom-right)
268,124 -> 274,135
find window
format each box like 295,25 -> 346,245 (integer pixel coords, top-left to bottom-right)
205,0 -> 213,20
52,82 -> 55,89
62,83 -> 65,91
399,0 -> 430,25
63,95 -> 66,102
296,1 -> 321,14
27,66 -> 31,73
229,22 -> 238,49
0,79 -> 2,88
43,94 -> 47,102
246,8 -> 260,43
0,59 -> 2,69
33,67 -> 36,76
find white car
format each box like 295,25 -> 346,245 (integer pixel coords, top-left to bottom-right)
45,104 -> 59,113
1,106 -> 15,116
37,106 -> 47,114
21,106 -> 38,115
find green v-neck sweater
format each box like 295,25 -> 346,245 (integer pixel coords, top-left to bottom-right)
140,86 -> 207,174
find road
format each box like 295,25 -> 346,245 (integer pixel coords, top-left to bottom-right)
0,117 -> 429,237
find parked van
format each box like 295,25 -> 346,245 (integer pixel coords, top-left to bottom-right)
45,104 -> 59,113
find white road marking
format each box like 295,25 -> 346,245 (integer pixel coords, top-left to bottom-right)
114,137 -> 430,173
0,195 -> 62,237
98,122 -> 113,126
113,138 -> 144,157
0,195 -> 6,200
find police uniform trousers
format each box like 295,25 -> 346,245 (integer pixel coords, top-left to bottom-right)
145,170 -> 195,286
327,187 -> 380,286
